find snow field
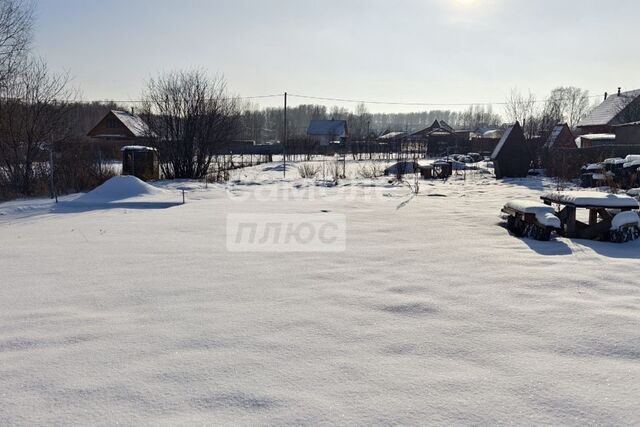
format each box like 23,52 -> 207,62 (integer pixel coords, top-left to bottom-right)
0,161 -> 639,425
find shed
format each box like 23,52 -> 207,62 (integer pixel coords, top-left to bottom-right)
491,121 -> 531,178
544,124 -> 576,150
576,134 -> 616,148
122,146 -> 159,181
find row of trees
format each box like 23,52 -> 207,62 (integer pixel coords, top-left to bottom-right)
235,103 -> 504,144
504,86 -> 593,141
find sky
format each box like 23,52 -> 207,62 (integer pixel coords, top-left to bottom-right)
34,0 -> 640,113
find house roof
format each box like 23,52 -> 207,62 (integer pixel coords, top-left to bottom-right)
378,131 -> 405,140
111,110 -> 150,138
307,119 -> 348,137
613,120 -> 640,128
410,119 -> 455,137
578,89 -> 640,128
544,123 -> 574,149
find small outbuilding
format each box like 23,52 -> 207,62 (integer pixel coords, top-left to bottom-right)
121,146 -> 159,181
544,124 -> 576,150
491,121 -> 531,179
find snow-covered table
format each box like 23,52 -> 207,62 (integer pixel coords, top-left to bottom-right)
541,191 -> 639,240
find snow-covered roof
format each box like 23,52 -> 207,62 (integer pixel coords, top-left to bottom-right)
106,110 -> 150,138
585,163 -> 604,171
582,133 -> 616,140
578,89 -> 640,128
307,120 -> 347,137
482,129 -> 503,138
604,157 -> 626,165
541,191 -> 639,209
623,160 -> 640,169
121,145 -> 157,152
409,120 -> 456,138
544,124 -> 573,149
378,131 -> 405,140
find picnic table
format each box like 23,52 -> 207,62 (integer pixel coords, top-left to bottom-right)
541,191 -> 639,240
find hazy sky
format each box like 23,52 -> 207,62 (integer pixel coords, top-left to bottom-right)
34,0 -> 640,113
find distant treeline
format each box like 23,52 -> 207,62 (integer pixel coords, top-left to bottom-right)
236,103 -> 503,143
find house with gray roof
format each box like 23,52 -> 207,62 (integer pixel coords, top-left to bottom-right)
578,89 -> 640,134
307,119 -> 348,146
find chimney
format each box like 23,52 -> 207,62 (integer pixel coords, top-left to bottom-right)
604,92 -> 608,100
618,87 -> 622,96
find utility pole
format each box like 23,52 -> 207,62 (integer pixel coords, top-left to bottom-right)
48,147 -> 57,203
283,92 -> 287,179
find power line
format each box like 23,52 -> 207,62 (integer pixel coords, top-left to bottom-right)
11,89 -> 610,108
288,92 -> 604,107
75,93 -> 285,104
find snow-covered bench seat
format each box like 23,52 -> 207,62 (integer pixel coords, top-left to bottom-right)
609,211 -> 640,243
502,200 -> 561,241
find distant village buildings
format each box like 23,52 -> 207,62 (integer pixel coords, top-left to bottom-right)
307,119 -> 348,146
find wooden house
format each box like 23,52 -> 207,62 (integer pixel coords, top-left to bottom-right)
87,109 -> 151,142
491,121 -> 531,178
577,89 -> 640,134
409,120 -> 466,155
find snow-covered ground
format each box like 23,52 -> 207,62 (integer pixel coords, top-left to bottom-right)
1,161 -> 639,425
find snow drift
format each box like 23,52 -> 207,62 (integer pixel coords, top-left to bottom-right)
73,176 -> 172,204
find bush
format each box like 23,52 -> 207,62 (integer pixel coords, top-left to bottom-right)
356,163 -> 384,179
298,163 -> 321,178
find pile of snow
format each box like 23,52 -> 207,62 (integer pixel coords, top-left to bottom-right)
604,157 -> 626,165
542,191 -> 639,208
623,159 -> 640,169
504,200 -> 561,228
611,211 -> 640,230
627,188 -> 640,197
73,175 -> 171,204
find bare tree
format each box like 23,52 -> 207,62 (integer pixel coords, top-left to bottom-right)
504,88 -> 537,125
0,57 -> 74,195
543,86 -> 590,128
141,70 -> 240,179
0,0 -> 33,88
